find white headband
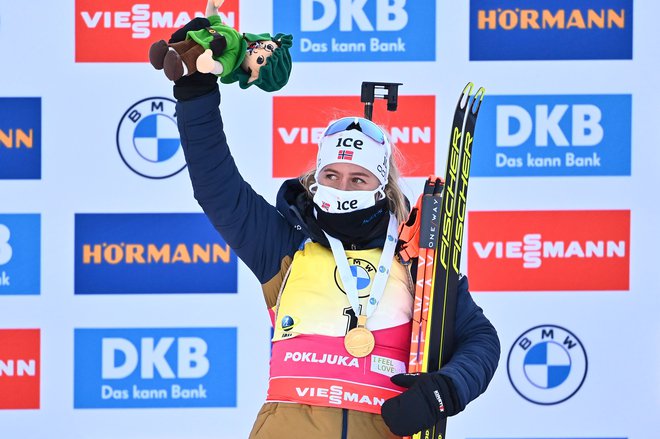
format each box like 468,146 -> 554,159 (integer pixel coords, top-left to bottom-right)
314,118 -> 391,187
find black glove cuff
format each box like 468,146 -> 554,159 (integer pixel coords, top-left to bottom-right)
434,373 -> 461,417
173,73 -> 219,101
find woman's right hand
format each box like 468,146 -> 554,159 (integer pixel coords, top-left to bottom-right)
166,17 -> 220,101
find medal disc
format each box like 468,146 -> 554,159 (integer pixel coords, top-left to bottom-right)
344,327 -> 375,358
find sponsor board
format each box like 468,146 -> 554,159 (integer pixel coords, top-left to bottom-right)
117,97 -> 186,179
0,214 -> 40,295
74,328 -> 236,408
470,0 -> 633,60
0,329 -> 40,409
76,0 -> 239,62
468,210 -> 630,291
273,96 -> 435,177
75,213 -> 237,294
508,325 -> 587,405
472,95 -> 632,176
274,0 -> 435,61
0,98 -> 41,180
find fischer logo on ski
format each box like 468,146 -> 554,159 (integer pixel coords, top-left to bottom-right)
400,83 -> 485,439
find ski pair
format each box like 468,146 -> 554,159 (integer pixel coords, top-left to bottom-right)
399,82 -> 485,439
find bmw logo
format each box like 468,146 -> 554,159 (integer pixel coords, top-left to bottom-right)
117,97 -> 186,179
507,325 -> 588,405
334,258 -> 375,298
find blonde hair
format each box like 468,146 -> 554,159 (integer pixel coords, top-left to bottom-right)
299,148 -> 410,224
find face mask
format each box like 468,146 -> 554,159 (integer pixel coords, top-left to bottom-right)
311,183 -> 385,214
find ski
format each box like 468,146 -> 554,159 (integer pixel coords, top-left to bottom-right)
399,83 -> 484,439
367,81 -> 484,439
405,177 -> 443,374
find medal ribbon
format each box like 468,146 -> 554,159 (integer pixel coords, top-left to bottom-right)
324,213 -> 398,321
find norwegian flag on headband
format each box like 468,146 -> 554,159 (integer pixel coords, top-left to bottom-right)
337,150 -> 354,160
321,201 -> 331,211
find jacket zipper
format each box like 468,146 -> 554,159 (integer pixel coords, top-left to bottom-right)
341,408 -> 348,439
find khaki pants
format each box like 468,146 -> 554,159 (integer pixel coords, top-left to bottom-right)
249,402 -> 401,439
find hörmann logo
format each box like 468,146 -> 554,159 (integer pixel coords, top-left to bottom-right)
0,329 -> 40,409
470,0 -> 633,60
75,213 -> 237,294
0,98 -> 41,180
74,328 -> 236,408
275,0 -> 435,62
468,210 -> 630,291
273,96 -> 435,177
76,0 -> 239,62
0,215 -> 40,295
472,95 -> 631,177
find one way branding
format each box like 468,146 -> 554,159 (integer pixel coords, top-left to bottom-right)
468,210 -> 630,291
75,0 -> 239,62
273,95 -> 435,177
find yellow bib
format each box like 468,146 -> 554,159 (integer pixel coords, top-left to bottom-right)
273,241 -> 413,341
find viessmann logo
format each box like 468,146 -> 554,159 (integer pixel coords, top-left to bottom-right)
274,0 -> 435,62
470,0 -> 633,60
468,210 -> 630,291
75,0 -> 240,62
0,329 -> 40,409
74,213 -> 237,294
272,96 -> 435,178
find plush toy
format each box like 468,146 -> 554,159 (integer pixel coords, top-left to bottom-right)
149,0 -> 293,92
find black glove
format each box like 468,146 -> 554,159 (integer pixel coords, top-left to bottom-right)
381,372 -> 459,436
167,17 -> 219,101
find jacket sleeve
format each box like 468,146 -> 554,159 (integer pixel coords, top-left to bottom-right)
438,275 -> 501,412
176,89 -> 304,283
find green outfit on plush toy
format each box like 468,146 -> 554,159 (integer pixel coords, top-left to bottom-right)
149,0 -> 292,92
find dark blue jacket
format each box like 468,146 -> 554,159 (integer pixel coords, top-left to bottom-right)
176,89 -> 500,413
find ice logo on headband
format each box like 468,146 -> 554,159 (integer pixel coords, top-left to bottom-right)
316,117 -> 391,186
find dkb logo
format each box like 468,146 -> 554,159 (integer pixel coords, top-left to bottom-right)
74,328 -> 237,408
472,94 -> 631,176
0,214 -> 40,295
275,0 -> 435,61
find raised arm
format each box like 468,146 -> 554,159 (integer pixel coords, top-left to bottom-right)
206,0 -> 224,17
176,88 -> 304,283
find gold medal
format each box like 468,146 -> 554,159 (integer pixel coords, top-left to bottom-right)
344,315 -> 375,358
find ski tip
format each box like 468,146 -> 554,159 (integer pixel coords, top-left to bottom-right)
459,82 -> 474,109
471,87 -> 486,114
